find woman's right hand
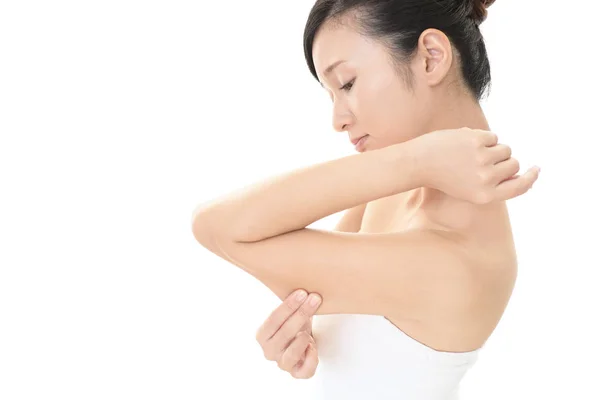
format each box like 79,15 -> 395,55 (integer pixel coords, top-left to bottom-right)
255,290 -> 322,379
412,127 -> 540,204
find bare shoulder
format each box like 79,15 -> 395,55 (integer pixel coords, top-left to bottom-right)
413,215 -> 519,337
381,227 -> 518,351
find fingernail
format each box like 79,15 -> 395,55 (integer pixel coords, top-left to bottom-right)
295,290 -> 307,302
308,294 -> 321,307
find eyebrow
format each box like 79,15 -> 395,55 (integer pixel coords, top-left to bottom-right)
319,60 -> 346,87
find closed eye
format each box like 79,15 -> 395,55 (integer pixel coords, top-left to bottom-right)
340,78 -> 355,92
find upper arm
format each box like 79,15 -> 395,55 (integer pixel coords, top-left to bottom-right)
192,205 -> 367,303
199,225 -> 476,320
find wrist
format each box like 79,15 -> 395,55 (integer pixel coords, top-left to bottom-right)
388,140 -> 425,191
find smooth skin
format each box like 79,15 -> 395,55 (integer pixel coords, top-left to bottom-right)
248,129 -> 537,378
193,17 -> 540,379
255,206 -> 363,379
255,290 -> 321,379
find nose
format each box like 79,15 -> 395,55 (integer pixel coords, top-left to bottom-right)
332,100 -> 354,133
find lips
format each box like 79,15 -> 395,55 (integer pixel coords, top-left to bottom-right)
353,135 -> 369,152
350,135 -> 368,145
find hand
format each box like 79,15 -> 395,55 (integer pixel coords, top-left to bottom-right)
255,290 -> 322,379
412,127 -> 541,204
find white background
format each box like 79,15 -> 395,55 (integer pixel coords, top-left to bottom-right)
1,1 -> 599,399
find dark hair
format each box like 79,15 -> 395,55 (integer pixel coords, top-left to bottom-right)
303,0 -> 496,101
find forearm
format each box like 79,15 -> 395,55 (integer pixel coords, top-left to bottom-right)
192,141 -> 422,243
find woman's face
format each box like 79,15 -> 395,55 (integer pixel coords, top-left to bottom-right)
312,20 -> 436,152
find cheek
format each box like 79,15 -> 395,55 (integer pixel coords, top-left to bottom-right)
351,85 -> 394,128
353,86 -> 408,129
367,91 -> 422,142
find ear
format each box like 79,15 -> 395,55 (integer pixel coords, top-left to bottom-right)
415,29 -> 454,87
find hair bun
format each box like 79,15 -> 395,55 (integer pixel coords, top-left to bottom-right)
471,0 -> 496,25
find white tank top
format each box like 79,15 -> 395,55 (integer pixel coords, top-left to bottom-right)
308,314 -> 482,400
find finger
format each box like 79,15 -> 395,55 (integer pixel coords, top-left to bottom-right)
292,342 -> 319,379
267,294 -> 321,357
487,144 -> 512,164
491,157 -> 520,184
494,166 -> 540,201
256,290 -> 307,345
498,174 -> 518,184
479,130 -> 498,147
279,331 -> 312,372
303,316 -> 314,336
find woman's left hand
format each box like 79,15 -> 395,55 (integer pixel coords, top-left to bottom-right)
410,127 -> 540,204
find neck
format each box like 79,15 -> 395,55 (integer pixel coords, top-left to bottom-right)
406,95 -> 493,217
424,93 -> 490,133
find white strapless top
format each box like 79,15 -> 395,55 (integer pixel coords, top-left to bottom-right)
308,314 -> 482,400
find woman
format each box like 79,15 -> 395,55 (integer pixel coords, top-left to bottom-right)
192,0 -> 540,398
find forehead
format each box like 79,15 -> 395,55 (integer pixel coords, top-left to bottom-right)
312,20 -> 375,80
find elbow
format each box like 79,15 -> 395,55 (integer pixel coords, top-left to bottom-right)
191,200 -> 221,239
191,201 -> 257,244
191,212 -> 211,246
191,207 -> 222,245
192,211 -> 253,268
191,210 -> 231,259
191,209 -> 253,245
